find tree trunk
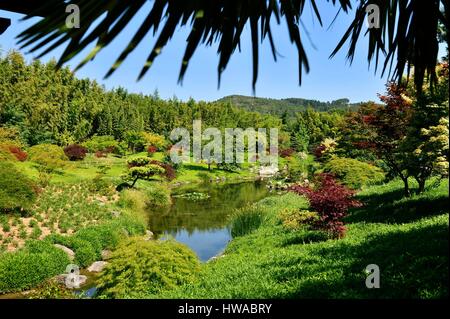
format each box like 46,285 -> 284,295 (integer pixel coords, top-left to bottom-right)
417,178 -> 426,194
130,176 -> 139,188
401,176 -> 411,197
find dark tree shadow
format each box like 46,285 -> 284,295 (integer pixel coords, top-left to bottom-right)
262,222 -> 449,298
346,189 -> 449,224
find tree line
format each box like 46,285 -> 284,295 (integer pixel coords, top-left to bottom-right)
0,51 -> 281,147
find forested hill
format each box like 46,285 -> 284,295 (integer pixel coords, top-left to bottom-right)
217,95 -> 361,117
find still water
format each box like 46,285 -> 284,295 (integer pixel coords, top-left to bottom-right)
148,181 -> 271,261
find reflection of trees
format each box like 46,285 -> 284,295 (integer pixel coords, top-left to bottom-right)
148,181 -> 269,235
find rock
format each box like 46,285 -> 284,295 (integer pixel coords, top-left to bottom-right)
101,249 -> 112,260
144,230 -> 154,241
54,244 -> 75,261
87,261 -> 108,273
54,274 -> 87,288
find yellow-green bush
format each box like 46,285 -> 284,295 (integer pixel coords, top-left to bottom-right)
278,208 -> 319,231
118,189 -> 147,211
97,238 -> 200,298
28,144 -> 68,171
323,157 -> 385,189
0,147 -> 15,161
144,183 -> 171,207
0,161 -> 37,213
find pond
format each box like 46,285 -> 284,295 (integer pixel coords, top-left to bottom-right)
148,180 -> 271,261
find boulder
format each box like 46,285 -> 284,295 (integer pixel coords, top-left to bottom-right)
54,244 -> 75,261
87,261 -> 108,273
54,274 -> 87,288
101,249 -> 112,260
144,230 -> 154,241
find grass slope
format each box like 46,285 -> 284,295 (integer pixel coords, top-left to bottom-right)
154,179 -> 449,299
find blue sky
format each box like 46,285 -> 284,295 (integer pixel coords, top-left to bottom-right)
0,2 -> 445,103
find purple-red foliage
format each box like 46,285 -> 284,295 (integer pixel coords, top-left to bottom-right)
64,144 -> 88,161
8,146 -> 28,161
289,173 -> 362,238
150,160 -> 176,181
313,144 -> 326,159
279,148 -> 294,158
147,145 -> 157,154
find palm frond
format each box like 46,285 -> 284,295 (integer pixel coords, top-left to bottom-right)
331,0 -> 448,92
9,0 -> 448,91
14,0 -> 345,90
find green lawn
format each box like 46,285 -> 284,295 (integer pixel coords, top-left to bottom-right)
13,152 -> 259,185
152,179 -> 449,299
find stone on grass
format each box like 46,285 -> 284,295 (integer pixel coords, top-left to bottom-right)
144,230 -> 154,241
101,249 -> 112,260
87,261 -> 108,273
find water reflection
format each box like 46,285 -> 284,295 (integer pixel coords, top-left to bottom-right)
148,180 -> 270,261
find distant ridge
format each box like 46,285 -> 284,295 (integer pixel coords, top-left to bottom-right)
217,95 -> 361,117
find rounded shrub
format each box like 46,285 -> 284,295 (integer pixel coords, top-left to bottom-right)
0,161 -> 37,213
74,225 -> 121,256
323,157 -> 385,189
0,240 -> 70,293
278,208 -> 319,231
97,238 -> 200,298
45,234 -> 97,268
82,135 -> 118,153
0,144 -> 16,161
28,144 -> 68,171
144,183 -> 171,207
118,189 -> 147,211
63,144 -> 88,161
0,144 -> 27,161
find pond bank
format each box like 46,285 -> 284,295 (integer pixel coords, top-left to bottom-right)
149,180 -> 273,261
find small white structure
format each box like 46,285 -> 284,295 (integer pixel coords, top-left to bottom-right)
259,165 -> 279,178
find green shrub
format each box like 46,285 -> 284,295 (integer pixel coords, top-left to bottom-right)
124,131 -> 146,152
0,144 -> 16,161
88,175 -> 115,196
142,132 -> 167,150
282,155 -> 308,182
74,225 -> 121,256
27,279 -> 75,299
323,157 -> 386,189
118,189 -> 147,211
278,208 -> 319,231
0,161 -> 37,213
82,135 -> 118,153
97,238 -> 200,298
0,127 -> 24,148
28,144 -> 68,172
230,204 -> 266,238
0,240 -> 70,293
45,234 -> 97,267
144,183 -> 171,207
